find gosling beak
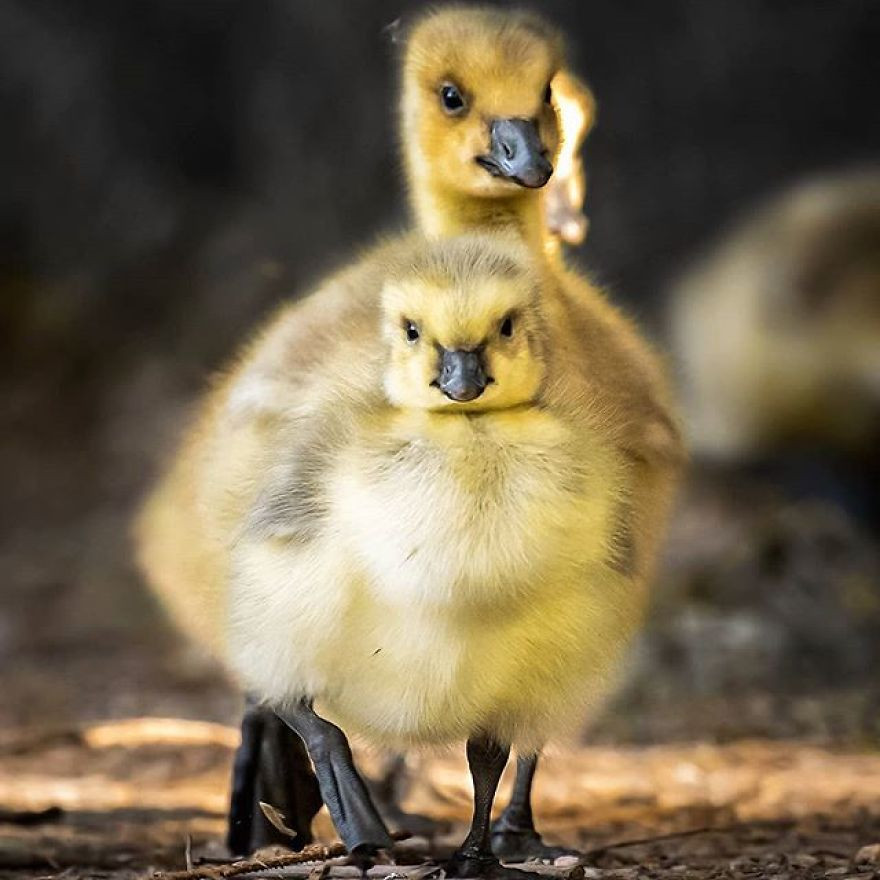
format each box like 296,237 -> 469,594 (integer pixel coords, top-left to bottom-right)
476,118 -> 553,189
436,348 -> 489,402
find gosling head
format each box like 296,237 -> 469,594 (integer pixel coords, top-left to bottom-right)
381,236 -> 547,412
401,6 -> 563,197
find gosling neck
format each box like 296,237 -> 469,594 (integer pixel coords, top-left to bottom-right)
409,173 -> 546,254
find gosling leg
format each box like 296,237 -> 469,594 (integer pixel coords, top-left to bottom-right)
447,735 -> 528,878
253,711 -> 322,848
227,697 -> 323,855
276,699 -> 394,856
491,754 -> 579,863
226,698 -> 264,855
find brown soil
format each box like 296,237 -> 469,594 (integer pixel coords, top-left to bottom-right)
0,719 -> 879,880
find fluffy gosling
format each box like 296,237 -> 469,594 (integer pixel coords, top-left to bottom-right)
401,7 -> 561,253
401,6 -> 595,256
137,232 -> 677,876
671,169 -> 880,463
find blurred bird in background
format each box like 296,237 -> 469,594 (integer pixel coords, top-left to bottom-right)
671,168 -> 880,529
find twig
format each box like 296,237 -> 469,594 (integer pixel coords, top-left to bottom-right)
153,841 -> 350,880
153,832 -> 412,880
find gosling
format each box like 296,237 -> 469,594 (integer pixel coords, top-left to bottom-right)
670,169 -> 880,527
671,169 -> 880,463
138,232 -> 681,876
401,7 -> 562,253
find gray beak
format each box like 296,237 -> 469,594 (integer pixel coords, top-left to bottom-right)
436,349 -> 489,402
477,118 -> 553,189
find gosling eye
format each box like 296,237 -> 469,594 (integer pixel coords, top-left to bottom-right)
543,82 -> 553,104
403,319 -> 420,343
500,314 -> 514,338
439,83 -> 466,115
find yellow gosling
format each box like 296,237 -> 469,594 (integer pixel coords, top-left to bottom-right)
137,233 -> 682,873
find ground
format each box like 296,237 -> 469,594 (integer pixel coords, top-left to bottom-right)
1,718 -> 879,880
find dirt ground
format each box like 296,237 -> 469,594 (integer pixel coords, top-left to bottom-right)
1,718 -> 879,880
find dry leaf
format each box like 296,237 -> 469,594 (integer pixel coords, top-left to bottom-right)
258,801 -> 298,839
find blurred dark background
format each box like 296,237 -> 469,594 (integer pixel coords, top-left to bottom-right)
1,0 -> 878,740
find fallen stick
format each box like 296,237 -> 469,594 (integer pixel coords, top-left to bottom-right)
153,841 -> 351,880
153,832 -> 413,880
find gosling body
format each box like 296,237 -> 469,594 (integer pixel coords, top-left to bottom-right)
233,405 -> 633,752
139,235 -> 646,754
138,233 -> 676,873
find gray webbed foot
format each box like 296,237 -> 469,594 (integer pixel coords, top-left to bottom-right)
491,824 -> 579,864
227,699 -> 322,856
275,700 -> 393,856
447,849 -> 534,879
322,746 -> 394,854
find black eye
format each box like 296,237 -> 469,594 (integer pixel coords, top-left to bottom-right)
543,83 -> 553,104
404,319 -> 420,343
500,315 -> 514,338
440,83 -> 465,115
